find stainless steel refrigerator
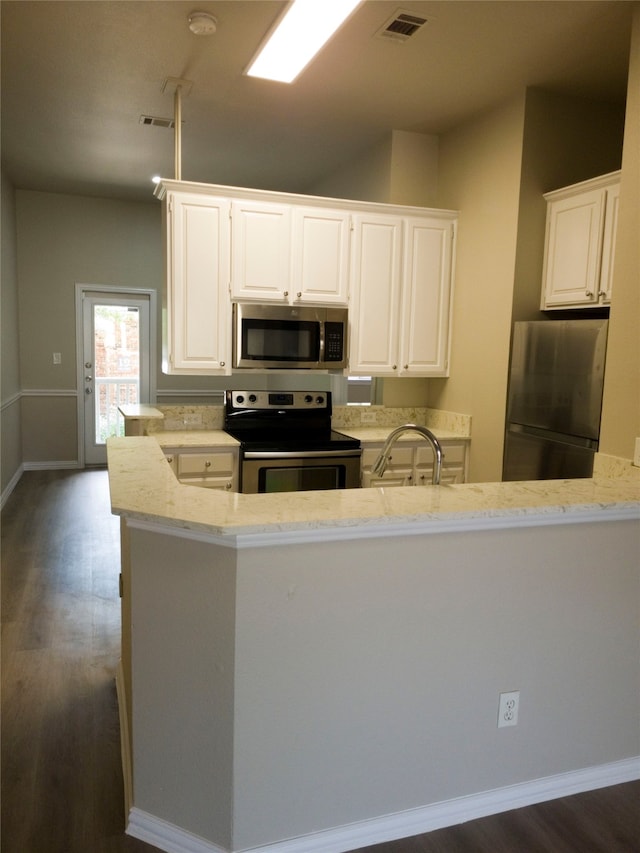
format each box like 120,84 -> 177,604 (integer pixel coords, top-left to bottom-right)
503,319 -> 608,481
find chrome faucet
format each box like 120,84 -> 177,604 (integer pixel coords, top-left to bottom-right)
371,424 -> 444,485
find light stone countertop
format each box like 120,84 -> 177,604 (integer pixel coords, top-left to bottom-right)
153,430 -> 240,448
151,427 -> 468,448
107,437 -> 640,543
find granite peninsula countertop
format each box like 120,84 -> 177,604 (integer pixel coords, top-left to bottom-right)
107,436 -> 639,542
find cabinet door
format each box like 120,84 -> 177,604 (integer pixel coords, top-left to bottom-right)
400,217 -> 454,376
166,193 -> 231,374
598,184 -> 619,304
361,445 -> 414,487
230,201 -> 292,301
415,441 -> 468,485
291,207 -> 350,305
541,188 -> 605,308
349,213 -> 403,375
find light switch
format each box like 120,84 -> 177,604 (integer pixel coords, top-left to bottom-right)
53,352 -> 62,364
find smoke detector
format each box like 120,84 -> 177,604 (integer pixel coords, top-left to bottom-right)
188,11 -> 217,36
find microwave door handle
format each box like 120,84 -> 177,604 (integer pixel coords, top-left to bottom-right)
318,321 -> 325,363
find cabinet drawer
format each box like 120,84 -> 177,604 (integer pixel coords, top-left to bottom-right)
416,442 -> 466,466
177,452 -> 235,476
362,446 -> 414,468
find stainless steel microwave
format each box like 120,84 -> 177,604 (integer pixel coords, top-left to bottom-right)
232,303 -> 348,370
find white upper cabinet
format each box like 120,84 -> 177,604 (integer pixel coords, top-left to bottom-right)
400,216 -> 455,375
230,201 -> 350,305
156,180 -> 457,377
163,191 -> 231,375
349,212 -> 456,376
291,207 -> 351,304
230,200 -> 292,302
541,171 -> 620,310
349,212 -> 403,375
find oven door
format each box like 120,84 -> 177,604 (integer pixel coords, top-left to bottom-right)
241,450 -> 361,494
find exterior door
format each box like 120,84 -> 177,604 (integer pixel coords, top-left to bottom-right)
80,291 -> 151,465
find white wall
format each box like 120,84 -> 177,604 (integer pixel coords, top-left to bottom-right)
127,517 -> 640,851
14,190 -> 221,465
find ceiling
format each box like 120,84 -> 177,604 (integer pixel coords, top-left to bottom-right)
1,1 -> 633,203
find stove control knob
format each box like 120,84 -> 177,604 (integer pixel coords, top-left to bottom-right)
304,394 -> 313,403
316,395 -> 325,405
248,394 -> 257,403
236,395 -> 245,404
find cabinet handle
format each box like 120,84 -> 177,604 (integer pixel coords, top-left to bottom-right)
404,364 -> 408,370
225,482 -> 232,490
598,290 -> 607,298
392,364 -> 397,370
283,291 -> 289,298
297,291 -> 302,298
220,361 -> 225,367
205,460 -> 211,468
585,290 -> 593,297
407,474 -> 412,481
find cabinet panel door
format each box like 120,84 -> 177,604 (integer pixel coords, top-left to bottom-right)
598,185 -> 619,304
168,194 -> 231,373
231,201 -> 292,300
349,214 -> 403,374
292,208 -> 350,304
542,188 -> 604,308
401,217 -> 454,375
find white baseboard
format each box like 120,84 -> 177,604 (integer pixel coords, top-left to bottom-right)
127,756 -> 639,853
22,460 -> 80,470
127,808 -> 228,853
1,464 -> 24,509
115,663 -> 133,818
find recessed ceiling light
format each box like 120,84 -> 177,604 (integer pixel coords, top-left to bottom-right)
245,0 -> 362,84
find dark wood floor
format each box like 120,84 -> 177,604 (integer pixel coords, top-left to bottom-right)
1,470 -> 638,853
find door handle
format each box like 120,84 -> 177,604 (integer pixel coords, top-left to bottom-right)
85,388 -> 93,395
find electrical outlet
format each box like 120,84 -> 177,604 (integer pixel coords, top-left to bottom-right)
53,352 -> 62,365
497,691 -> 520,728
360,411 -> 377,424
633,438 -> 640,467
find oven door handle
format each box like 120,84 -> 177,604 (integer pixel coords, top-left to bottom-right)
243,449 -> 361,460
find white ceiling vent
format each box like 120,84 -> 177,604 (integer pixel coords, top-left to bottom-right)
376,10 -> 429,42
139,115 -> 175,129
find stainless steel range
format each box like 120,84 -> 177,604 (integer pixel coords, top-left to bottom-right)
224,390 -> 361,494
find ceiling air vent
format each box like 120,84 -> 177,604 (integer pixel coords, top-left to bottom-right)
139,115 -> 175,129
376,10 -> 429,42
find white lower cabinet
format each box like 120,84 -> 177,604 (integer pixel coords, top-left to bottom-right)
164,448 -> 238,491
361,439 -> 468,488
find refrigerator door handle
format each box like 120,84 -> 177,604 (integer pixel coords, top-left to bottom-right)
507,422 -> 599,451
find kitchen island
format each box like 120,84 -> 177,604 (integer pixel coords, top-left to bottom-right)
107,437 -> 640,853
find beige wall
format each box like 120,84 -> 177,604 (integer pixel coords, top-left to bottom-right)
1,170 -> 22,498
429,96 -> 527,482
599,3 -> 640,460
512,90 -> 624,322
309,129 -> 439,208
